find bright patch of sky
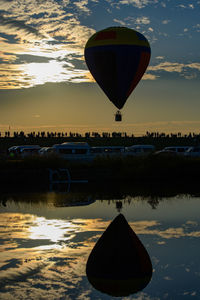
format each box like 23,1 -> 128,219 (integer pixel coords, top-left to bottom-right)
0,0 -> 200,89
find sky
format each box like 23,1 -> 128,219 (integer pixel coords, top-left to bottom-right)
0,0 -> 200,135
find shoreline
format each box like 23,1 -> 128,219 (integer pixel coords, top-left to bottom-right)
1,180 -> 200,212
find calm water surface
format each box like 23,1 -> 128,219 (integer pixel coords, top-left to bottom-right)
0,190 -> 200,299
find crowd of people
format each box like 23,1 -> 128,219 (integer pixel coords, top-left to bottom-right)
2,130 -> 200,140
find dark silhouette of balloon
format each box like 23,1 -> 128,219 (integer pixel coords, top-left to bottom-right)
84,27 -> 151,120
86,214 -> 152,297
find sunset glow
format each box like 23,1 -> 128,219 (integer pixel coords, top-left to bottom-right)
0,0 -> 199,133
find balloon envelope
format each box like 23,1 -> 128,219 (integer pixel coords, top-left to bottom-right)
84,27 -> 151,110
86,213 -> 152,297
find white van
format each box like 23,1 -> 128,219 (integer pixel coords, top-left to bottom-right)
125,145 -> 155,156
52,142 -> 91,161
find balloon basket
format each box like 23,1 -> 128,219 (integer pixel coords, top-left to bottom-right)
115,111 -> 122,122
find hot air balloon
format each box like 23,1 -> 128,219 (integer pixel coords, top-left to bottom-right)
84,27 -> 151,121
86,214 -> 152,297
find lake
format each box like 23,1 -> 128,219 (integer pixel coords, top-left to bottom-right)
0,186 -> 200,299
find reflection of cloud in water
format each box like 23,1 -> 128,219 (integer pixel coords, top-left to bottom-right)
131,220 -> 200,239
0,213 -> 104,298
0,213 -> 199,298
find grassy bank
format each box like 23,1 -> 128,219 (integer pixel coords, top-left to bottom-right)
1,155 -> 200,189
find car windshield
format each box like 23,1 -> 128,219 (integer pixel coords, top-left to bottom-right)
186,147 -> 194,152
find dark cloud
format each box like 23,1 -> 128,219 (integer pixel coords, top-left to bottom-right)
0,14 -> 45,39
16,54 -> 51,64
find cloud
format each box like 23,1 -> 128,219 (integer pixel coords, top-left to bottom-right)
177,3 -> 195,9
114,16 -> 151,28
1,59 -> 200,90
0,51 -> 17,62
155,56 -> 165,60
0,63 -> 26,89
143,73 -> 158,80
0,0 -> 199,90
162,19 -> 171,25
1,0 -> 93,44
164,276 -> 173,281
0,261 -> 48,289
113,18 -> 126,26
0,14 -> 45,40
149,62 -> 185,73
131,61 -> 200,81
135,16 -> 150,25
0,60 -> 90,89
1,0 -> 68,19
160,2 -> 166,8
119,0 -> 158,9
0,0 -> 96,89
0,0 -> 95,54
148,61 -> 200,79
194,24 -> 200,32
130,220 -> 200,239
74,0 -> 91,14
0,211 -> 199,298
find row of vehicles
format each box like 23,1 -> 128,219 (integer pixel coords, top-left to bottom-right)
8,143 -> 155,160
7,143 -> 200,160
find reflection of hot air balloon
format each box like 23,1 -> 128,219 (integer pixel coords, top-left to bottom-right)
84,27 -> 151,121
86,214 -> 152,297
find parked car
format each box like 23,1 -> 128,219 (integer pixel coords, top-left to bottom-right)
184,146 -> 200,157
19,146 -> 41,158
38,147 -> 54,156
154,146 -> 190,156
8,145 -> 41,158
125,145 -> 155,156
154,149 -> 178,157
90,146 -> 125,158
